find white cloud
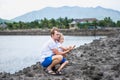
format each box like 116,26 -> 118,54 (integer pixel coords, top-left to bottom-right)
0,0 -> 120,20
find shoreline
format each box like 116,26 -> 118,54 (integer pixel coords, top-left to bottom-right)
0,30 -> 120,80
0,29 -> 118,36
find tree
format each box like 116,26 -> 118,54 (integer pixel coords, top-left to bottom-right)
116,21 -> 120,27
92,20 -> 98,29
56,17 -> 64,28
104,17 -> 113,27
49,18 -> 56,28
98,20 -> 106,27
63,17 -> 69,29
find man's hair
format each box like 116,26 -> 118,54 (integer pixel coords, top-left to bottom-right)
50,27 -> 59,36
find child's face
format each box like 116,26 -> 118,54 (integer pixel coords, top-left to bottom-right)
59,37 -> 64,43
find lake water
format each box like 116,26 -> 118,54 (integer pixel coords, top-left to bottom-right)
0,35 -> 106,73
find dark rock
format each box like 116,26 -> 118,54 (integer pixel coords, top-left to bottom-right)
25,72 -> 34,77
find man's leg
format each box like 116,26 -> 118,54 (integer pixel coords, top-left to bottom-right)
46,55 -> 63,71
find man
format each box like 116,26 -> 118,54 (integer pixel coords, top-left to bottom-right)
39,27 -> 72,75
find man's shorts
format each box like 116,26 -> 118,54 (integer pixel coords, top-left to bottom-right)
41,56 -> 67,67
41,56 -> 52,67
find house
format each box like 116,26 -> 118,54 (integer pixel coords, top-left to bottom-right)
0,23 -> 7,28
69,18 -> 98,29
69,21 -> 78,29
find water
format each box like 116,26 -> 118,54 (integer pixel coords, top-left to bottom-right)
0,35 -> 106,73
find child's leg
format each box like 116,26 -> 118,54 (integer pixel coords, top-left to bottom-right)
57,60 -> 69,72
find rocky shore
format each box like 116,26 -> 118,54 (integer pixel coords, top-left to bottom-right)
0,31 -> 120,80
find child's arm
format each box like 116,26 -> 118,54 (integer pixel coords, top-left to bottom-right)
59,46 -> 68,51
69,45 -> 76,50
52,48 -> 71,55
60,45 -> 76,51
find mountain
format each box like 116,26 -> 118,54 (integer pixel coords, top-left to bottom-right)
11,6 -> 120,22
0,18 -> 7,23
0,18 -> 12,23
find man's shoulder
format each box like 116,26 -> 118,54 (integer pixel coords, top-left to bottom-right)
47,38 -> 55,44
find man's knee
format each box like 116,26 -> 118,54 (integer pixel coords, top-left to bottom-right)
56,55 -> 63,61
52,55 -> 63,61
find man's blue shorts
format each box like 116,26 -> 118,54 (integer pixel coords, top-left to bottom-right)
41,56 -> 52,67
41,56 -> 67,67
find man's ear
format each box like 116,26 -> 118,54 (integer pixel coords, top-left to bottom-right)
51,34 -> 53,37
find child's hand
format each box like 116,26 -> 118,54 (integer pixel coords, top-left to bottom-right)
69,45 -> 76,50
73,45 -> 76,48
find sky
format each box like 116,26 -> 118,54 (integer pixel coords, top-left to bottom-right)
0,0 -> 120,20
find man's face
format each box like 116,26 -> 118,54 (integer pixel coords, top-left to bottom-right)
52,31 -> 60,41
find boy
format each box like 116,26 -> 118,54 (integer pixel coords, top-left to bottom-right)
55,33 -> 75,74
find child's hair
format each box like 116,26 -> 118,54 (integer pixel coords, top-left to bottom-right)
58,33 -> 64,42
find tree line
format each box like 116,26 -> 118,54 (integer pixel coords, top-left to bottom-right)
0,17 -> 120,30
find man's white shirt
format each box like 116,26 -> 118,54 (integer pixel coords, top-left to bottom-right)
39,37 -> 58,63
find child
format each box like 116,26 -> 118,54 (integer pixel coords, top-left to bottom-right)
55,33 -> 75,74
57,33 -> 75,57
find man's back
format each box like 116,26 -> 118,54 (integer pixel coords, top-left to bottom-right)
39,37 -> 58,63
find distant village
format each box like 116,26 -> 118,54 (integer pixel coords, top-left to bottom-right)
69,18 -> 98,29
